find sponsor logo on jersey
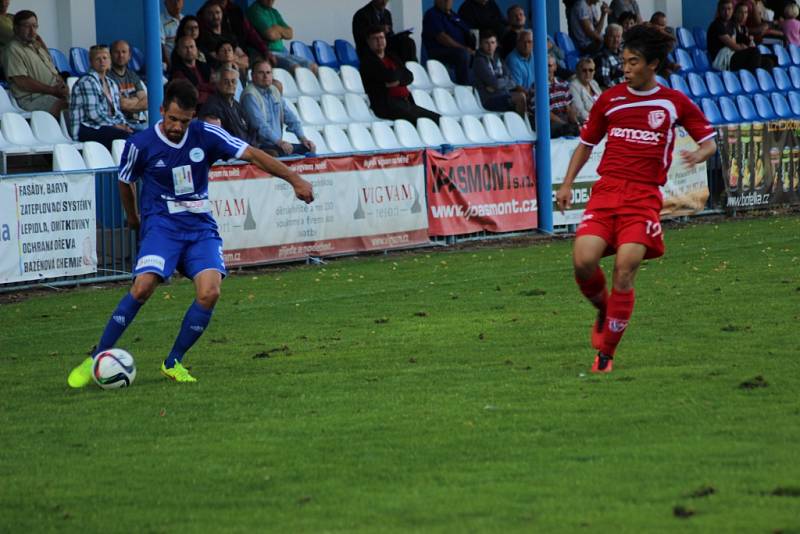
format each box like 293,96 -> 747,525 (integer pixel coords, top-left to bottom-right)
608,318 -> 629,333
155,159 -> 167,168
190,148 -> 205,163
135,254 -> 166,271
609,127 -> 663,144
648,110 -> 666,129
610,96 -> 627,102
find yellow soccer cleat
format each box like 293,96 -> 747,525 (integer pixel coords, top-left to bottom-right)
160,361 -> 197,383
67,357 -> 94,388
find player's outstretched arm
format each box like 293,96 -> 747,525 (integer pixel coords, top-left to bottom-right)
241,145 -> 315,204
556,143 -> 594,214
680,139 -> 718,170
118,181 -> 140,231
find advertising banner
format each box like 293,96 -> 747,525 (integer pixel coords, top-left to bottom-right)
209,151 -> 428,266
0,174 -> 97,284
425,143 -> 537,236
717,120 -> 800,210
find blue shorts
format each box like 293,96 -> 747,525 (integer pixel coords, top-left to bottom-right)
133,226 -> 227,280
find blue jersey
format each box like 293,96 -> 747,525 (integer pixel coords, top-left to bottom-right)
118,119 -> 247,234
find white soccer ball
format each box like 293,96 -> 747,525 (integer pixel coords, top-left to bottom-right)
92,348 -> 136,389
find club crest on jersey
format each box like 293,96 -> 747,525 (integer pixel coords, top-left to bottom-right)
648,110 -> 666,129
189,148 -> 205,162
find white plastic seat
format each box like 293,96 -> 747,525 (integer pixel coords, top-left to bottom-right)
323,124 -> 354,153
66,76 -> 79,94
340,65 -> 366,94
295,67 -> 324,97
503,112 -> 534,141
2,112 -> 50,150
394,119 -> 424,148
371,122 -> 403,150
303,128 -> 330,154
59,111 -> 73,141
82,140 -> 116,169
297,95 -> 328,126
285,99 -> 301,120
462,115 -> 492,144
0,87 -> 30,117
439,116 -> 470,145
482,114 -> 513,142
283,128 -> 300,144
272,68 -> 300,100
111,138 -> 126,165
432,88 -> 461,116
411,89 -> 437,114
53,143 -> 87,171
417,117 -> 446,147
454,85 -> 485,115
0,129 -> 33,154
348,123 -> 378,151
405,61 -> 434,91
30,110 -> 72,144
427,59 -> 455,90
320,94 -> 350,124
318,66 -> 346,95
345,93 -> 375,122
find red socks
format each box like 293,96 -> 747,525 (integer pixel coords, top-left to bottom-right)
600,288 -> 635,356
575,266 -> 608,311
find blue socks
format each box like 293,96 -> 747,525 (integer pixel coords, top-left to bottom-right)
94,293 -> 143,357
164,301 -> 213,369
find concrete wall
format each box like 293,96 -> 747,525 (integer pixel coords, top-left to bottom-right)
15,0 -> 96,52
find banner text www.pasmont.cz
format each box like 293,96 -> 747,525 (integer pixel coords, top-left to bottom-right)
430,199 -> 537,219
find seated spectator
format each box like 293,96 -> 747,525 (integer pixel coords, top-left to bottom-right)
649,11 -> 675,35
472,30 -> 526,115
69,45 -> 132,149
594,23 -> 624,89
199,64 -> 255,145
617,11 -> 637,32
360,26 -> 440,124
740,0 -> 785,41
542,54 -> 579,138
500,4 -> 526,58
197,1 -> 249,74
353,0 -> 417,62
608,0 -> 642,25
108,40 -> 148,132
175,15 -> 207,63
506,30 -> 534,89
422,0 -> 476,85
247,0 -> 318,75
0,0 -> 14,57
2,10 -> 68,116
161,0 -> 183,67
568,0 -> 607,55
781,3 -> 800,44
569,57 -> 601,123
241,58 -> 314,156
217,0 -> 274,64
458,0 -> 507,39
169,35 -> 215,107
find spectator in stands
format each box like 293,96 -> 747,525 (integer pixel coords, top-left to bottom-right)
175,15 -> 207,63
197,1 -> 249,74
199,64 -> 255,146
472,30 -> 527,115
594,23 -> 624,89
247,0 -> 318,75
0,0 -> 13,57
608,0 -> 641,25
507,30 -> 535,90
242,58 -> 314,156
169,35 -> 215,107
569,57 -> 601,123
216,0 -> 273,64
353,0 -> 417,62
649,11 -> 675,36
501,4 -> 526,58
360,26 -> 440,124
708,0 -> 774,71
739,0 -> 785,41
69,45 -> 132,149
568,0 -> 608,55
781,3 -> 800,44
162,0 -> 183,67
458,0 -> 507,39
422,0 -> 476,85
545,54 -> 579,137
108,40 -> 148,132
2,10 -> 68,116
617,11 -> 637,32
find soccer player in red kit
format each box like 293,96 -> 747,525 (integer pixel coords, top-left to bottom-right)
556,24 -> 717,373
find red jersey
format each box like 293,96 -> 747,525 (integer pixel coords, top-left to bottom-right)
579,83 -> 715,187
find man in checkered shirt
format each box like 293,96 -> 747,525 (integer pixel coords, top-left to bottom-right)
594,24 -> 625,89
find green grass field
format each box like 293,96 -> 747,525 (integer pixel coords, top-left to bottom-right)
1,214 -> 799,532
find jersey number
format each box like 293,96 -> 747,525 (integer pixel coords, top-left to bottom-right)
645,220 -> 662,237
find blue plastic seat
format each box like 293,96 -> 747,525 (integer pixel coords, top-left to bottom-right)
790,44 -> 800,65
656,75 -> 670,87
669,74 -> 691,96
788,91 -> 800,115
312,40 -> 339,69
69,47 -> 89,76
753,93 -> 777,120
772,67 -> 792,92
677,27 -> 696,49
771,92 -> 792,118
701,98 -> 723,124
49,48 -> 75,76
758,44 -> 771,55
773,44 -> 791,68
736,95 -> 759,121
704,71 -> 726,97
290,41 -> 315,64
334,39 -> 359,68
687,72 -> 709,98
722,70 -> 744,95
755,68 -> 777,92
739,69 -> 760,94
719,96 -> 742,122
555,32 -> 576,56
693,27 -> 707,51
789,66 -> 800,89
675,48 -> 694,72
691,48 -> 711,72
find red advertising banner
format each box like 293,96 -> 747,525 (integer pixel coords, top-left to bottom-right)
426,143 -> 537,236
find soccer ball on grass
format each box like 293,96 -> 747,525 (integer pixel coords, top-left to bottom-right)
92,348 -> 136,389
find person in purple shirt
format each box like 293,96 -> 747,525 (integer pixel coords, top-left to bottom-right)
422,0 -> 476,84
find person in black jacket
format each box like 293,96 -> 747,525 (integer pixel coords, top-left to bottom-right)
359,26 -> 440,124
458,0 -> 507,38
352,0 -> 417,62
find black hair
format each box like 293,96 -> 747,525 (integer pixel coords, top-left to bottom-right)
618,11 -> 637,26
13,10 -> 36,26
176,15 -> 201,38
163,79 -> 198,111
215,39 -> 235,53
622,23 -> 676,71
650,11 -> 667,22
366,24 -> 385,37
479,29 -> 497,41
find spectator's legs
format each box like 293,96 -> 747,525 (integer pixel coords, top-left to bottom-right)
78,125 -> 131,151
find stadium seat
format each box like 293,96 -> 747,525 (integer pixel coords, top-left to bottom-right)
790,44 -> 800,65
334,39 -> 359,68
701,98 -> 723,125
739,69 -> 760,94
294,67 -> 324,97
675,48 -> 694,72
755,68 -> 777,92
677,27 -> 697,49
371,121 -> 403,150
340,65 -> 366,94
58,110 -> 71,140
406,61 -> 434,91
462,115 -> 492,144
454,85 -> 484,114
432,87 -> 461,116
411,89 -> 438,114
290,41 -> 315,64
2,112 -> 49,149
718,96 -> 742,123
758,44 -> 771,55
773,44 -> 791,68
773,67 -> 792,92
303,128 -> 330,155
417,117 -> 446,146
788,91 -> 800,115
66,76 -> 78,94
722,70 -> 744,95
704,71 -> 726,97
285,99 -> 301,121
691,48 -> 711,72
30,111 -> 72,144
555,32 -> 577,56
130,46 -> 145,74
313,40 -> 339,69
69,47 -> 89,76
297,96 -> 328,125
754,93 -> 777,120
693,27 -> 707,51
0,86 -> 29,117
111,138 -> 126,165
283,130 -> 300,144
669,74 -> 691,96
503,112 -> 534,141
482,114 -> 513,142
345,93 -> 376,123
82,141 -> 115,169
426,59 -> 455,90
318,66 -> 346,95
439,116 -> 470,145
771,92 -> 793,118
53,144 -> 86,171
320,94 -> 350,124
347,123 -> 378,151
736,95 -> 759,121
656,75 -> 670,87
49,48 -> 75,76
789,66 -> 800,90
272,68 -> 300,100
393,119 -> 424,148
687,72 -> 709,98
323,124 -> 353,153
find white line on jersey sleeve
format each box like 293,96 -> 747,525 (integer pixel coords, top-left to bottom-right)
118,143 -> 139,183
202,122 -> 248,159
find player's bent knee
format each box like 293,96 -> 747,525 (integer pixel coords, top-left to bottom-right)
130,274 -> 160,301
196,286 -> 221,308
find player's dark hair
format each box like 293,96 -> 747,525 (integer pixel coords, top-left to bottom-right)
622,23 -> 676,71
163,79 -> 198,111
13,10 -> 36,26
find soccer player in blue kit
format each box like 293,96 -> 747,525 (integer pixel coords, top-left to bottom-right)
68,80 -> 314,385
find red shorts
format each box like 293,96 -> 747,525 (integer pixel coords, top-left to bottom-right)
576,177 -> 665,259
